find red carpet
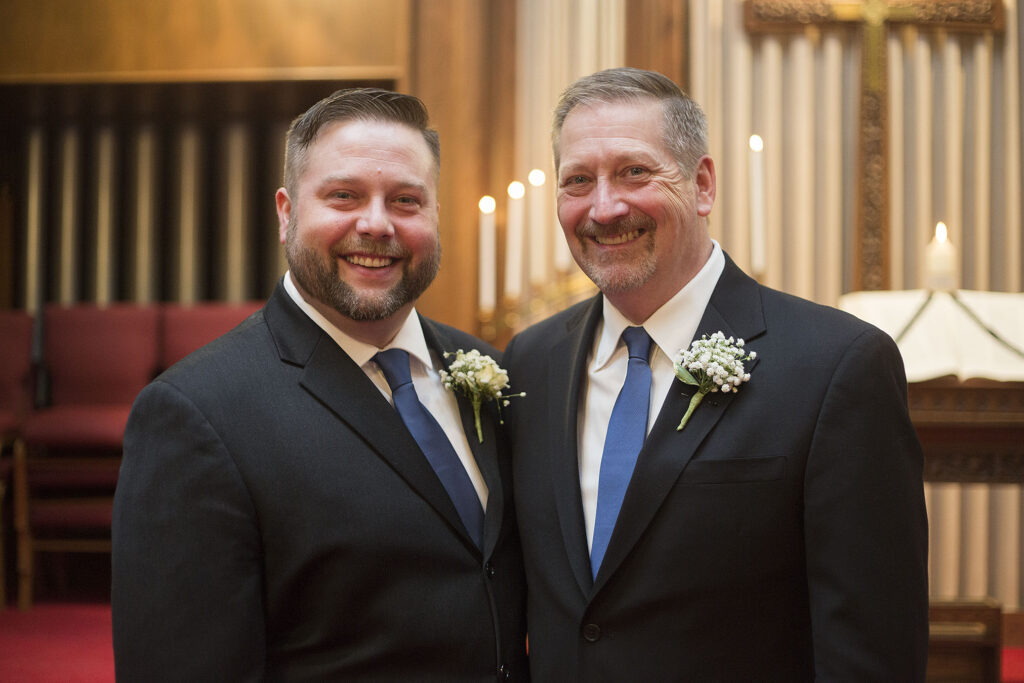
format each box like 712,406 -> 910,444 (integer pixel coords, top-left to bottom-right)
1007,647 -> 1024,683
0,603 -> 113,682
0,602 -> 1022,682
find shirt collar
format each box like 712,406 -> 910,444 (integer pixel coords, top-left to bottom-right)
283,271 -> 433,370
593,240 -> 725,369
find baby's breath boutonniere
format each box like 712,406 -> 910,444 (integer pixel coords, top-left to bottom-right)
440,349 -> 526,442
674,332 -> 756,431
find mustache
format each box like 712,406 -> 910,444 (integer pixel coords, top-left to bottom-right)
330,238 -> 410,260
577,214 -> 656,239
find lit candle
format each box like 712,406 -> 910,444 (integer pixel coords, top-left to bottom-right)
504,181 -> 525,300
925,221 -> 958,291
748,134 -> 766,277
478,195 -> 497,312
540,169 -> 573,270
528,169 -> 547,286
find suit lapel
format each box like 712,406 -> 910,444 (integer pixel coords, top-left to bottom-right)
420,317 -> 503,557
592,256 -> 767,591
263,285 -> 478,553
549,297 -> 604,595
461,399 -> 502,558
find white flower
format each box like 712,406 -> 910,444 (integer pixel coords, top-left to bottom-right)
673,332 -> 756,431
440,349 -> 525,442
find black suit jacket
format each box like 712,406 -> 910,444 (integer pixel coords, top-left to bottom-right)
113,281 -> 527,682
504,255 -> 928,682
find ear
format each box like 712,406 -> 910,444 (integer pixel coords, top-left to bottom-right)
275,188 -> 292,245
694,156 -> 716,217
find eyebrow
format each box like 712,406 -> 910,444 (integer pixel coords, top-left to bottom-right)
560,148 -> 659,174
317,174 -> 431,196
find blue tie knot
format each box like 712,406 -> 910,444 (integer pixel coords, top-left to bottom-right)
622,326 -> 652,362
374,348 -> 414,390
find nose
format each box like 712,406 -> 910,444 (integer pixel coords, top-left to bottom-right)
356,197 -> 394,238
589,179 -> 629,224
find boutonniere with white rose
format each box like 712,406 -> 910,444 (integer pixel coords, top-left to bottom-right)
674,332 -> 756,431
440,349 -> 526,443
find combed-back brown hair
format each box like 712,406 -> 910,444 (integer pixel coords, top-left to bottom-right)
283,87 -> 440,196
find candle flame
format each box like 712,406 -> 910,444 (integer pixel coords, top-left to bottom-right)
749,134 -> 764,152
507,181 -> 525,199
478,195 -> 496,214
935,221 -> 948,243
528,169 -> 546,187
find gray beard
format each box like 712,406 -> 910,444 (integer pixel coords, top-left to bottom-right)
574,215 -> 657,294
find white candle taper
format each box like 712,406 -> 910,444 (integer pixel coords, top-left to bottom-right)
532,169 -> 571,273
925,221 -> 958,291
528,169 -> 547,286
748,134 -> 766,277
478,195 -> 496,312
504,181 -> 525,300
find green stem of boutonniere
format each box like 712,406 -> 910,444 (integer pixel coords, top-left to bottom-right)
677,390 -> 706,431
471,395 -> 483,443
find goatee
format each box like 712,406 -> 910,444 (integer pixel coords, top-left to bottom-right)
574,214 -> 657,294
286,224 -> 440,322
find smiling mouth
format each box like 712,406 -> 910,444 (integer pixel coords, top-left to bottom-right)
593,228 -> 643,246
344,254 -> 396,268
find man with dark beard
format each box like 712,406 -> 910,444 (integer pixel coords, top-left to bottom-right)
112,88 -> 527,682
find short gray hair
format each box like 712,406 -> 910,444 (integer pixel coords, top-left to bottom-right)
552,67 -> 708,177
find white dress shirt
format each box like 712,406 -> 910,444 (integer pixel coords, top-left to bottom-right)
284,273 -> 488,508
578,241 -> 725,549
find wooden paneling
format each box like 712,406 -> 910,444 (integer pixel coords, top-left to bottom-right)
410,0 -> 514,335
0,187 -> 13,308
927,599 -> 1003,682
911,379 -> 1024,484
0,0 -> 410,84
0,0 -> 515,334
1006,611 -> 1024,647
625,0 -> 688,89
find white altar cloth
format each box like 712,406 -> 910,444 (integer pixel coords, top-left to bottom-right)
837,289 -> 1024,383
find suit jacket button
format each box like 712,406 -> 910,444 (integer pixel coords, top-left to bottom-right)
582,623 -> 601,642
497,664 -> 511,679
485,561 -> 496,578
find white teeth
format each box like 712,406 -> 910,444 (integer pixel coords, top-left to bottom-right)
346,255 -> 394,268
594,229 -> 641,246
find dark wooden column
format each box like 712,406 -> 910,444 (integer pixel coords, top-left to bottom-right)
409,0 -> 516,336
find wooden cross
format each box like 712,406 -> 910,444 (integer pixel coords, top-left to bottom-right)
745,0 -> 1004,291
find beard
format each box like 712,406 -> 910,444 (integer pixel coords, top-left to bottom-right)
285,220 -> 441,322
572,213 -> 657,294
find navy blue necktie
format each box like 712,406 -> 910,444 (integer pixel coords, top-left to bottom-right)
591,326 -> 653,578
374,348 -> 484,549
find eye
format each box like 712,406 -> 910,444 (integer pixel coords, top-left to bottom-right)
393,195 -> 422,209
332,190 -> 354,200
627,166 -> 647,177
563,175 -> 589,186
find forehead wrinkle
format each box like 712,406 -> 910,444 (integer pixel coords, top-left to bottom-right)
559,144 -> 661,175
558,100 -> 667,159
